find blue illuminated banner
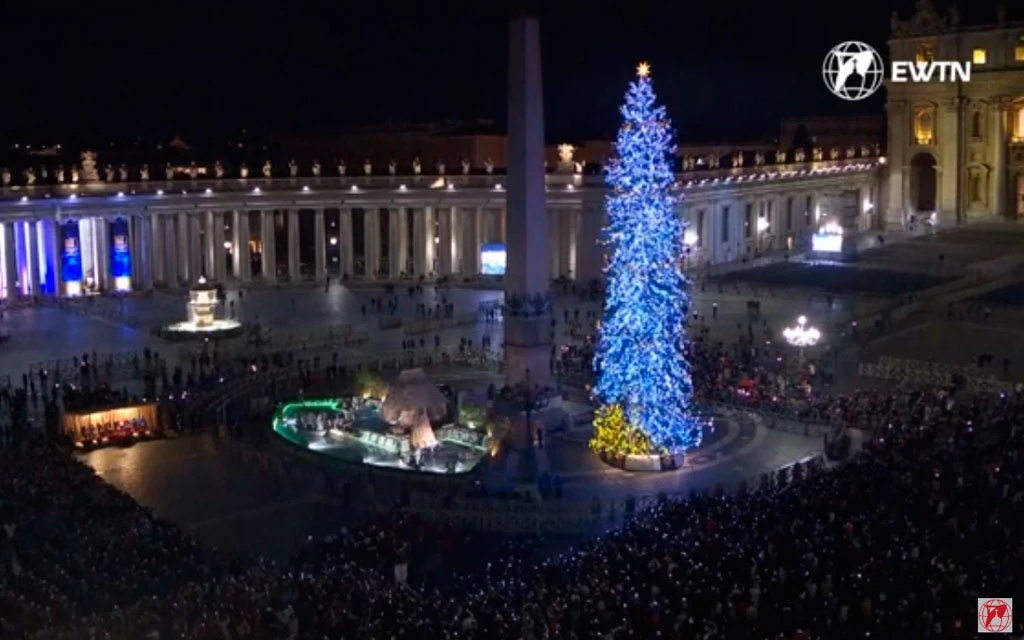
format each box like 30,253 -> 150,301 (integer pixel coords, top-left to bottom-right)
61,220 -> 83,285
109,218 -> 132,291
480,243 -> 506,275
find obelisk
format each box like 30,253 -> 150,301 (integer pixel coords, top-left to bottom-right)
504,16 -> 552,389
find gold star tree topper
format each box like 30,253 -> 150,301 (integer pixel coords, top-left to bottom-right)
636,62 -> 651,77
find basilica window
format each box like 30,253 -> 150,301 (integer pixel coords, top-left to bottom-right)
972,48 -> 987,65
1013,105 -> 1024,142
1016,36 -> 1024,62
912,105 -> 936,146
915,45 -> 935,64
971,111 -> 984,139
721,206 -> 730,243
744,203 -> 753,238
786,197 -> 794,231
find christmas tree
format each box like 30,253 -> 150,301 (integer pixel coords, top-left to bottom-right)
591,62 -> 701,455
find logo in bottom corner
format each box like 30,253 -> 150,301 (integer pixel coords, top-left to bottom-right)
978,598 -> 1013,633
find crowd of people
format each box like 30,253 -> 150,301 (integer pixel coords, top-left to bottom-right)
1,374 -> 1020,638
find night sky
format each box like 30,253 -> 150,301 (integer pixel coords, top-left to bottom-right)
0,1 -> 1007,144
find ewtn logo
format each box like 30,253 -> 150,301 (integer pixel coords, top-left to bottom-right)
822,41 -> 971,101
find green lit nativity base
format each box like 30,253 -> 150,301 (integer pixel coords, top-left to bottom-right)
590,404 -> 685,473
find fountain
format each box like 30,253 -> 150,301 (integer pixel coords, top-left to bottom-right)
155,276 -> 244,341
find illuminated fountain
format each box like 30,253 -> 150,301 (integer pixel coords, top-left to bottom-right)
157,276 -> 243,341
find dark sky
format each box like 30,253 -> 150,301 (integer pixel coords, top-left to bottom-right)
0,0 -> 1005,144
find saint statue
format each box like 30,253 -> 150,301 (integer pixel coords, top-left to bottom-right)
56,166 -> 66,184
775,150 -> 787,164
166,163 -> 175,180
214,161 -> 225,179
337,160 -> 346,177
1,168 -> 11,186
140,165 -> 150,181
312,160 -> 321,177
262,160 -> 273,178
24,168 -> 36,185
436,160 -> 445,176
363,160 -> 372,176
812,147 -> 824,161
240,163 -> 249,179
119,164 -> 128,181
483,157 -> 494,174
389,159 -> 397,176
574,160 -> 584,174
41,166 -> 49,180
80,151 -> 99,182
412,157 -> 422,175
845,146 -> 856,159
795,149 -> 806,163
829,148 -> 840,160
104,165 -> 114,182
861,145 -> 871,157
71,167 -> 80,183
461,158 -> 471,175
188,162 -> 199,179
754,152 -> 765,166
732,152 -> 744,168
288,159 -> 298,178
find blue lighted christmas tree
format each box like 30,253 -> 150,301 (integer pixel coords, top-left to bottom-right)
591,62 -> 701,454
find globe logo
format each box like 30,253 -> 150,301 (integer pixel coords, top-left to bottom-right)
822,41 -> 884,101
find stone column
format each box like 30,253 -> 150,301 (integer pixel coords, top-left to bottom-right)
364,207 -> 379,279
992,99 -> 1008,218
232,210 -> 251,281
287,209 -> 301,280
412,208 -> 426,276
188,214 -> 203,280
575,202 -> 603,284
562,208 -> 577,278
40,219 -> 61,296
95,218 -> 110,291
340,208 -> 354,276
388,208 -> 402,278
164,217 -> 179,286
396,207 -> 410,275
548,208 -> 560,278
175,213 -> 190,284
205,211 -> 224,282
448,206 -> 461,275
151,215 -> 165,285
464,206 -> 479,272
24,221 -> 40,295
1,222 -> 18,299
314,209 -> 327,280
261,211 -> 276,281
136,216 -> 153,290
437,206 -> 453,275
504,16 -> 551,387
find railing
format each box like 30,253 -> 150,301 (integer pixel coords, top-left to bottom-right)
0,158 -> 880,202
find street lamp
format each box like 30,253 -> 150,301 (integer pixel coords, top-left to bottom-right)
783,315 -> 821,363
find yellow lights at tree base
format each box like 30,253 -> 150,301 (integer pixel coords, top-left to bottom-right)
589,403 -> 661,457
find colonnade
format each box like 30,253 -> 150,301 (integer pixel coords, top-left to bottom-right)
0,176 -> 880,299
0,205 -> 587,298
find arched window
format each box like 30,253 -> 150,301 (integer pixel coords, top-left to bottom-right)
912,105 -> 936,146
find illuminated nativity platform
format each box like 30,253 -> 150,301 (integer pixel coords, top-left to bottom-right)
155,276 -> 244,341
273,369 -> 500,474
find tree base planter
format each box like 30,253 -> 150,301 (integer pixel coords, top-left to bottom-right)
599,451 -> 684,473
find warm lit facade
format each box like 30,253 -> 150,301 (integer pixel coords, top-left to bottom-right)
886,3 -> 1024,228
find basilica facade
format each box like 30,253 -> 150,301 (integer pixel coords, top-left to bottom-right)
885,2 -> 1024,228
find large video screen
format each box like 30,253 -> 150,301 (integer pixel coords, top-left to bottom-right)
811,233 -> 843,253
480,243 -> 506,275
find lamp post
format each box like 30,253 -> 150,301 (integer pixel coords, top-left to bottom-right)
783,315 -> 821,364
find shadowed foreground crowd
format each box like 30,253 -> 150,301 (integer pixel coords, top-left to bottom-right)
1,383 -> 1022,639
